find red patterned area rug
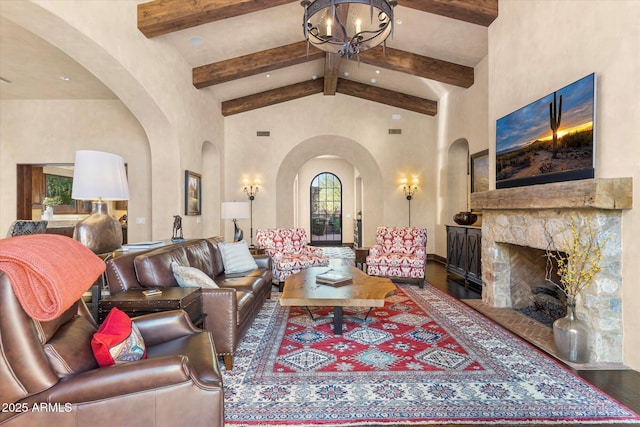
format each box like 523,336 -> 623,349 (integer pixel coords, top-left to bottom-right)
222,285 -> 639,426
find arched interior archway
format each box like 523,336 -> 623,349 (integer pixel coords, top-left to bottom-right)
0,2 -> 185,240
276,136 -> 383,247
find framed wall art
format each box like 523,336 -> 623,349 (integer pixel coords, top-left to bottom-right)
185,170 -> 201,216
471,149 -> 489,193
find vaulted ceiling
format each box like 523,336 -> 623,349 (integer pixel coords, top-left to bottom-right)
138,0 -> 497,116
0,1 -> 497,116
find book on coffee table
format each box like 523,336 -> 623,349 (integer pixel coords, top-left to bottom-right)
316,270 -> 353,286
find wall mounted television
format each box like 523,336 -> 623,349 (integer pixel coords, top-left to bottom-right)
496,73 -> 595,189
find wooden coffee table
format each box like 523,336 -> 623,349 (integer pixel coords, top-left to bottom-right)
280,266 -> 396,335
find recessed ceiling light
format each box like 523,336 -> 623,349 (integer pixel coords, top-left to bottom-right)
312,75 -> 318,80
59,76 -> 71,81
344,71 -> 350,77
371,78 -> 377,84
266,74 -> 271,78
188,37 -> 204,46
396,19 -> 403,25
375,70 -> 381,74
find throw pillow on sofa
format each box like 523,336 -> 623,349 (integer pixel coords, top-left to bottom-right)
219,240 -> 259,273
171,262 -> 219,288
91,307 -> 146,367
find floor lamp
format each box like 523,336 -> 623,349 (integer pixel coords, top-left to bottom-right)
243,181 -> 259,248
221,201 -> 250,242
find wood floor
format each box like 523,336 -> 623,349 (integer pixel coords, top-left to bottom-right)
425,260 -> 640,426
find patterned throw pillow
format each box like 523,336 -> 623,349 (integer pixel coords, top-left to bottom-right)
91,307 -> 146,367
219,240 -> 259,273
171,262 -> 219,288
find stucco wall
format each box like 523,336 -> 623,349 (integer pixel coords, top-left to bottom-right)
0,0 -> 224,240
488,0 -> 640,369
435,57 -> 490,258
223,94 -> 437,250
0,99 -> 151,242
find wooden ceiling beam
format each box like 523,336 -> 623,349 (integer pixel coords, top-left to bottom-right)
221,78 -> 324,116
193,41 -> 323,89
358,46 -> 474,88
138,0 -> 297,38
221,77 -> 438,116
401,0 -> 498,27
195,43 -> 473,90
322,4 -> 349,95
323,53 -> 341,95
138,0 -> 498,39
336,79 -> 437,116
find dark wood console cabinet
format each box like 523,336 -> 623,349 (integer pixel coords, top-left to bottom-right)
446,225 -> 482,287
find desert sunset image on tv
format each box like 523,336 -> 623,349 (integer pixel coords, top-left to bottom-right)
496,73 -> 595,188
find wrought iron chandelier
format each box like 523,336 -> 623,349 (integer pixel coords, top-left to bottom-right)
301,0 -> 397,59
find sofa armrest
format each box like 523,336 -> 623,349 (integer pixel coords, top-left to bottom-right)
46,355 -> 221,404
253,254 -> 271,270
368,245 -> 385,257
133,310 -> 200,346
303,246 -> 325,257
200,288 -> 238,355
262,248 -> 282,260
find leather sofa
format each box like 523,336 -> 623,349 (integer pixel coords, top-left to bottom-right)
0,272 -> 224,427
105,237 -> 272,370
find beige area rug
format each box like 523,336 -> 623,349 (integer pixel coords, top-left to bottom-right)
462,299 -> 629,371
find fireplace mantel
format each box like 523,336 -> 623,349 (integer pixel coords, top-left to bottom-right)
471,178 -> 632,211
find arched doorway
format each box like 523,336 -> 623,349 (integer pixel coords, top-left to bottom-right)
310,172 -> 342,246
275,135 -> 384,248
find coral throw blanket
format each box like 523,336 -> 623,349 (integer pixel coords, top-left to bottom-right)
0,234 -> 105,321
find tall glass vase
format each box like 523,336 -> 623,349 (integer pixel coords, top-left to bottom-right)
553,299 -> 590,363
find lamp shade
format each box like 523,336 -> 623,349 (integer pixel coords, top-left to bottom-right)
72,150 -> 129,201
221,202 -> 250,219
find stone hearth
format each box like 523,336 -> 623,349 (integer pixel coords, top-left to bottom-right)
471,178 -> 632,364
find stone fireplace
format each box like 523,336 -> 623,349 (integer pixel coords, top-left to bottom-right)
470,178 -> 632,363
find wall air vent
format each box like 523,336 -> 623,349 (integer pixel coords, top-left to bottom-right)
388,129 -> 402,135
256,131 -> 270,137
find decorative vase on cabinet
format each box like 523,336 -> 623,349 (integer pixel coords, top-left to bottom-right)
553,299 -> 590,363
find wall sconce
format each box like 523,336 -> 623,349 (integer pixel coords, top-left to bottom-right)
243,179 -> 260,247
401,177 -> 419,226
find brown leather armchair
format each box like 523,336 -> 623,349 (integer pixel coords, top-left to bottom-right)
0,272 -> 224,427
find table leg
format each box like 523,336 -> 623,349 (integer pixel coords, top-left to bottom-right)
333,306 -> 343,335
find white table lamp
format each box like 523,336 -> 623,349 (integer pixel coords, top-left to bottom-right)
72,150 -> 129,253
221,201 -> 250,242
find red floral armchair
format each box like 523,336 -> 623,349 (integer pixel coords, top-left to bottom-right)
255,228 -> 329,290
366,226 -> 427,288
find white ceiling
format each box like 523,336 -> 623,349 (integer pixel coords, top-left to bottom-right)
0,3 -> 488,105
